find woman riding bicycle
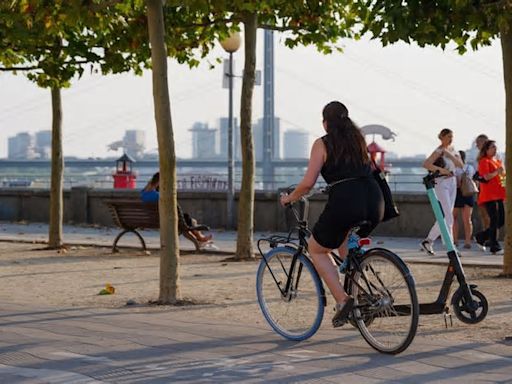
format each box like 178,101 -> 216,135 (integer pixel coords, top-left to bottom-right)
280,101 -> 384,327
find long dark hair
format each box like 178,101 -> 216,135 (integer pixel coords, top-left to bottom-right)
458,150 -> 466,164
479,140 -> 496,160
322,101 -> 369,167
143,172 -> 159,192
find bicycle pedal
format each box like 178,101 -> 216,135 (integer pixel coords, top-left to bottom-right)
332,319 -> 346,328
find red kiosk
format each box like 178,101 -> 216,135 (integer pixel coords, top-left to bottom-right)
112,153 -> 137,189
367,141 -> 388,172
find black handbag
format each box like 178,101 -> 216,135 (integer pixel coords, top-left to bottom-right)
372,162 -> 399,222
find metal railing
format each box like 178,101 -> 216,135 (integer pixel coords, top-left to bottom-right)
0,171 -> 426,192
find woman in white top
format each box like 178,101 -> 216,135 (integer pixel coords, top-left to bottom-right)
421,129 -> 464,255
453,150 -> 476,249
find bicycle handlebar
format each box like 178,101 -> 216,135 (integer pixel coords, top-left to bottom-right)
280,186 -> 327,224
280,186 -> 326,200
422,170 -> 447,188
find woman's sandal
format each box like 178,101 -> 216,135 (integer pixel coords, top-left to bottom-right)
332,296 -> 354,328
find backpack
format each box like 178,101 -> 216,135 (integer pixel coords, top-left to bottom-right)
460,172 -> 479,196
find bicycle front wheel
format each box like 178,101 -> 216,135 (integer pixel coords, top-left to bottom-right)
349,248 -> 419,354
256,246 -> 325,341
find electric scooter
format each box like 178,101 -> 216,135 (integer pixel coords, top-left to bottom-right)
420,172 -> 488,325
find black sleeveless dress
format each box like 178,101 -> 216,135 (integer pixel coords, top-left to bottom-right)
312,136 -> 384,249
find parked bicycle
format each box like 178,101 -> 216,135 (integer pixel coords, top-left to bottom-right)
256,188 -> 419,354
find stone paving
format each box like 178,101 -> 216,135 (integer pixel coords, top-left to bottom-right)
0,301 -> 511,383
0,221 -> 510,383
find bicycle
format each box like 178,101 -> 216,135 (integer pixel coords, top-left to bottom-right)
256,188 -> 419,355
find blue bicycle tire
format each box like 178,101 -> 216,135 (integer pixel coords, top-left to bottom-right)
256,246 -> 325,341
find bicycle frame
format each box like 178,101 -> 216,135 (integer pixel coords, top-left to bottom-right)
420,173 -> 479,315
257,194 -> 384,312
257,196 -> 325,301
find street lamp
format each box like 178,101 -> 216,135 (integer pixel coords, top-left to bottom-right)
220,32 -> 241,230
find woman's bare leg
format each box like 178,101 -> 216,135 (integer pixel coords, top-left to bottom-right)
453,208 -> 460,244
192,230 -> 212,242
308,236 -> 349,304
337,236 -> 349,260
463,206 -> 474,246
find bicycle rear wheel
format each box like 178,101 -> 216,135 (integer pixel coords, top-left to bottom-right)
256,246 -> 325,341
349,248 -> 419,354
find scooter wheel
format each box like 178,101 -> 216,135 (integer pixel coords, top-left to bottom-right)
451,287 -> 488,324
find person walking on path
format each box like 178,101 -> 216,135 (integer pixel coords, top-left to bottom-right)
280,101 -> 384,327
474,134 -> 491,233
474,140 -> 506,254
453,150 -> 476,249
421,129 -> 463,255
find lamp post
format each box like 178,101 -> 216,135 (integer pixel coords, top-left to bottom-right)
220,32 -> 241,229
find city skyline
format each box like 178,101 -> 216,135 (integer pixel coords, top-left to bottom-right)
0,32 -> 505,160
3,118 -> 311,160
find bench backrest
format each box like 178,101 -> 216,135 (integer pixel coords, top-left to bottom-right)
105,200 -> 160,230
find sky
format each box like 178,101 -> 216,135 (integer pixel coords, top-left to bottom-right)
0,31 -> 505,160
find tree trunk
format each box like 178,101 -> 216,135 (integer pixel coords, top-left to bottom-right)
236,13 -> 257,260
501,29 -> 512,276
48,87 -> 63,249
147,0 -> 181,301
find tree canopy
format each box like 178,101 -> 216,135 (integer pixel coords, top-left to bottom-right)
356,0 -> 512,52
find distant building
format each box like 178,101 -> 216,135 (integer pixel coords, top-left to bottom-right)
283,129 -> 309,159
123,130 -> 145,159
190,122 -> 217,159
35,130 -> 51,159
218,117 -> 240,160
253,117 -> 281,161
8,132 -> 36,159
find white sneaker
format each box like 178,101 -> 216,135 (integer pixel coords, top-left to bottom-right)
200,242 -> 219,251
420,239 -> 435,255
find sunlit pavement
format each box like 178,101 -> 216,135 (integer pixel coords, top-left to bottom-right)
0,222 -> 511,382
0,301 -> 511,383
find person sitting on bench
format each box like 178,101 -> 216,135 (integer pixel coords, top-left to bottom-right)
141,172 -> 213,245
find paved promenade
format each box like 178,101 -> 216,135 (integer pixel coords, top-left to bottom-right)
0,222 -> 504,268
0,222 -> 510,383
1,301 -> 511,383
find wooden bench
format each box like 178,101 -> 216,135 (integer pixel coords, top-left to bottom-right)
105,199 -> 209,252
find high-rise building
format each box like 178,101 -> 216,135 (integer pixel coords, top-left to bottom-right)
218,117 -> 240,160
283,129 -> 309,159
35,130 -> 51,159
273,117 -> 281,159
8,132 -> 36,160
190,122 -> 217,159
123,130 -> 145,159
254,117 -> 280,161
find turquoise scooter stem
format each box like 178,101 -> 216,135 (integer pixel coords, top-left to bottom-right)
426,184 -> 455,253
